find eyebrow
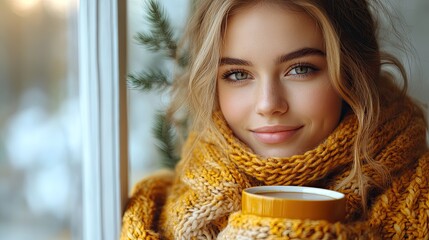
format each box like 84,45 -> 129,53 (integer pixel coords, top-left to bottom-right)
277,48 -> 325,64
219,57 -> 252,66
219,47 -> 325,66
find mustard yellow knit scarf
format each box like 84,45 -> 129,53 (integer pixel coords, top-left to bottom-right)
121,98 -> 428,239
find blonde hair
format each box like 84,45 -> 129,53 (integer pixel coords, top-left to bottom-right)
169,0 -> 411,211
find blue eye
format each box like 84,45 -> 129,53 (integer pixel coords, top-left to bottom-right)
288,66 -> 314,75
232,72 -> 249,80
222,70 -> 251,81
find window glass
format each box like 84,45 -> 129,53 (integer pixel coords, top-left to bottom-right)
127,0 -> 190,185
0,0 -> 80,239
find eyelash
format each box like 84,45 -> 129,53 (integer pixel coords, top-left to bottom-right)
220,63 -> 319,83
221,69 -> 251,82
287,63 -> 319,78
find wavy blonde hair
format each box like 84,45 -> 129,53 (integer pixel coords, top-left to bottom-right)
168,0 -> 411,210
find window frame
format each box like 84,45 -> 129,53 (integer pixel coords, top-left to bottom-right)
79,1 -> 128,239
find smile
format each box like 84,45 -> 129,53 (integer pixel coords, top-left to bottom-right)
251,125 -> 303,144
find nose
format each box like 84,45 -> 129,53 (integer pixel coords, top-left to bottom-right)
255,78 -> 288,116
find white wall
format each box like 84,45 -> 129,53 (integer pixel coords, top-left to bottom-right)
393,0 -> 429,119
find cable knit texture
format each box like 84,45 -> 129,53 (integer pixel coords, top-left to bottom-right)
121,98 -> 429,239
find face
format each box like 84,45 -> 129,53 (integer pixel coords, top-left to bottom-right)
217,3 -> 343,158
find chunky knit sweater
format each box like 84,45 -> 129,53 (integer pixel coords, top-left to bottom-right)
121,98 -> 429,239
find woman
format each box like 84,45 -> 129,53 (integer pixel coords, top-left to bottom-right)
121,0 -> 428,239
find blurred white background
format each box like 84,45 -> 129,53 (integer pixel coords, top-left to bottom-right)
0,0 -> 80,239
0,0 -> 427,239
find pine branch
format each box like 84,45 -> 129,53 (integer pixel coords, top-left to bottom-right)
127,69 -> 171,91
128,0 -> 193,169
136,0 -> 177,58
152,112 -> 180,169
135,33 -> 162,52
177,51 -> 190,68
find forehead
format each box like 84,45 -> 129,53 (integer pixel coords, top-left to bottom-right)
221,3 -> 324,56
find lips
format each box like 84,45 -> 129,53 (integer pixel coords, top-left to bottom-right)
251,125 -> 303,144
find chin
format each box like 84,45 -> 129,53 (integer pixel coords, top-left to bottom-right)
257,149 -> 296,158
256,146 -> 310,158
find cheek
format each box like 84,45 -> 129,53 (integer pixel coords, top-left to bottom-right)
293,85 -> 342,122
218,87 -> 240,120
218,86 -> 248,123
